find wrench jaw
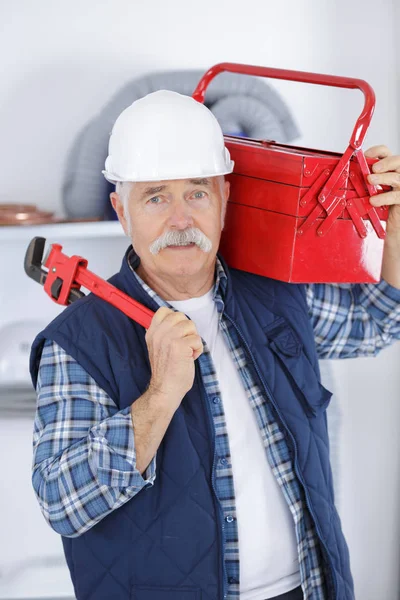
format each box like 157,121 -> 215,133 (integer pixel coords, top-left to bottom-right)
50,277 -> 85,303
24,237 -> 48,286
24,237 -> 85,305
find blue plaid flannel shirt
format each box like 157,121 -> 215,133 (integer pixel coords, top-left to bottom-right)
33,255 -> 400,600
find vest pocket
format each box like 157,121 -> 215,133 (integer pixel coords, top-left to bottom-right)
264,318 -> 332,417
131,586 -> 201,599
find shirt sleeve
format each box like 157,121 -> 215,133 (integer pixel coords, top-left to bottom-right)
305,279 -> 400,359
32,339 -> 157,538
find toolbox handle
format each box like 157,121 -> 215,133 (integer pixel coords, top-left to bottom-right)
192,62 -> 375,149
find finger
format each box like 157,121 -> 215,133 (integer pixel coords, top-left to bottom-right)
178,335 -> 204,358
368,172 -> 400,188
364,145 -> 392,159
150,306 -> 175,328
160,311 -> 189,326
369,189 -> 400,207
168,319 -> 198,339
147,308 -> 186,337
371,155 -> 400,174
192,346 -> 204,360
151,310 -> 190,338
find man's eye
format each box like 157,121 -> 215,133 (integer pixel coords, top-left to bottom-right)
193,191 -> 206,199
148,196 -> 161,204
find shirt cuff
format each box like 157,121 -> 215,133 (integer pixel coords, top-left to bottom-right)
361,277 -> 400,313
359,278 -> 400,336
142,455 -> 157,487
89,405 -> 157,490
376,278 -> 400,303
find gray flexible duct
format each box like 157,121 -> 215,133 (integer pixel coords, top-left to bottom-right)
62,70 -> 300,218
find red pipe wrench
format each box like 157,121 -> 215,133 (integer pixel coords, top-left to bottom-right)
24,237 -> 154,329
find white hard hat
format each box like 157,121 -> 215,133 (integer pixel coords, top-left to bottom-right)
102,90 -> 234,183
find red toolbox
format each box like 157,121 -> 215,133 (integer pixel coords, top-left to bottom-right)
192,63 -> 389,283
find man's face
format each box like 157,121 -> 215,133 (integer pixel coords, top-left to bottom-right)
111,177 -> 230,280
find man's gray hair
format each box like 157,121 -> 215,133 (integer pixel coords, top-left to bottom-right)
115,181 -> 134,236
115,181 -> 133,216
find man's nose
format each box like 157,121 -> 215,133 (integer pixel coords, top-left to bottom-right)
167,200 -> 194,229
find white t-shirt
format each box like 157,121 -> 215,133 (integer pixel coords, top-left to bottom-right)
168,289 -> 301,600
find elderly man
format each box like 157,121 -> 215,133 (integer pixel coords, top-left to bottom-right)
30,90 -> 400,600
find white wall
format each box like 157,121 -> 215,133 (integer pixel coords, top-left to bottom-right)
1,1 -> 399,598
2,0 -> 398,215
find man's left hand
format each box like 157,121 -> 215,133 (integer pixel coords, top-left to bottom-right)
365,145 -> 400,240
365,145 -> 400,288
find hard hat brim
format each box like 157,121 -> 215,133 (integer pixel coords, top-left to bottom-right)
102,163 -> 235,185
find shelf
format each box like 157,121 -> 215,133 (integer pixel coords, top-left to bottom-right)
0,384 -> 37,416
0,220 -> 126,242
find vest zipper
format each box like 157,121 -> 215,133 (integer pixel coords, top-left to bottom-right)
196,366 -> 228,600
224,314 -> 338,600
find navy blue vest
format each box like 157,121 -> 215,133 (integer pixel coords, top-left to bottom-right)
30,249 -> 354,600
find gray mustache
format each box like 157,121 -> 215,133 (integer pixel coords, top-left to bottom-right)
149,228 -> 213,255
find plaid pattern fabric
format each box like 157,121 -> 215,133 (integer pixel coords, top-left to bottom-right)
306,281 -> 400,359
33,342 -> 156,537
33,251 -> 400,599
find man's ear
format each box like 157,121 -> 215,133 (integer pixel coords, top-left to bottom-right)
110,192 -> 129,236
224,179 -> 230,200
221,180 -> 230,230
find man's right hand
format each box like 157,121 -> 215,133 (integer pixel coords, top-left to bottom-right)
145,307 -> 204,412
